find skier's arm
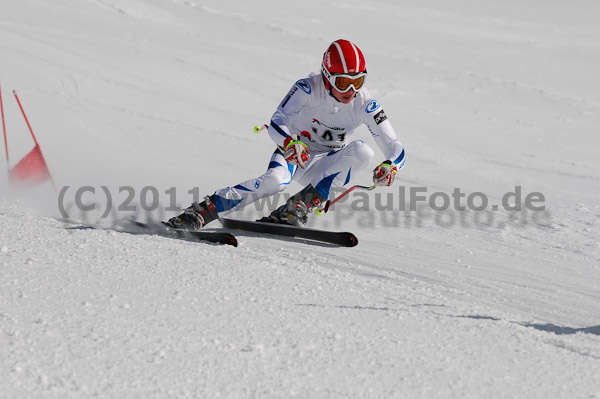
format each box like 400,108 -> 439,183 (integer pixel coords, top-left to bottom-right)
366,110 -> 406,169
268,80 -> 312,148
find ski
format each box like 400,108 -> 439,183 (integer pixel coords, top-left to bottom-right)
220,218 -> 358,247
164,229 -> 238,247
130,221 -> 238,247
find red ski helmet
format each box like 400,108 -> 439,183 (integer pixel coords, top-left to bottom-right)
321,39 -> 367,92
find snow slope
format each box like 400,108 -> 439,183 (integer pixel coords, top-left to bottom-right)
1,0 -> 600,398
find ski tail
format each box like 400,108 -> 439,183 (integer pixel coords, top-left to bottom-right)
131,220 -> 238,247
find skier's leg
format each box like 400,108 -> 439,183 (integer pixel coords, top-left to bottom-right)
266,140 -> 374,225
213,149 -> 296,216
166,149 -> 296,229
299,140 -> 374,199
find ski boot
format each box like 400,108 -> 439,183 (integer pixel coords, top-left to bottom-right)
261,184 -> 326,226
165,194 -> 219,231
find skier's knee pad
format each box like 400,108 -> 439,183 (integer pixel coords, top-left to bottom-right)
349,140 -> 375,165
260,166 -> 292,193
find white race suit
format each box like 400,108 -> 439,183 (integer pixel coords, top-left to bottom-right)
212,72 -> 406,216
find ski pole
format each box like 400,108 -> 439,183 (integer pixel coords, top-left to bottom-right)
253,124 -> 268,133
315,184 -> 377,215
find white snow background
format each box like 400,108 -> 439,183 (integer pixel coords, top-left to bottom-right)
1,0 -> 600,398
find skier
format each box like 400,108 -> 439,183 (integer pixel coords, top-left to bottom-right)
166,39 -> 406,230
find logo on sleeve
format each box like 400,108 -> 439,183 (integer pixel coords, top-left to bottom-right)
365,100 -> 381,114
296,79 -> 311,95
280,86 -> 298,108
374,109 -> 387,125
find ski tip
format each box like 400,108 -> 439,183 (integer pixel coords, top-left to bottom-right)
344,233 -> 358,247
225,233 -> 239,247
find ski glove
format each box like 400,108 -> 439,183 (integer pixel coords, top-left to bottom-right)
373,160 -> 397,186
283,135 -> 310,169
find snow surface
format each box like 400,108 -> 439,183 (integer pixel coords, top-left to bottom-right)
1,0 -> 600,398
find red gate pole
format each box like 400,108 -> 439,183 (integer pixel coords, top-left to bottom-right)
0,81 -> 9,164
13,90 -> 40,147
12,90 -> 56,191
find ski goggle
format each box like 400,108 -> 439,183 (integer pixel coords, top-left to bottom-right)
323,67 -> 367,93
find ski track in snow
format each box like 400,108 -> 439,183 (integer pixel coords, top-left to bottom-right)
1,0 -> 600,398
2,202 -> 600,398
